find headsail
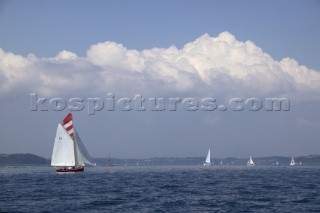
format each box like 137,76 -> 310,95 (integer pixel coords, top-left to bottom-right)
74,130 -> 96,167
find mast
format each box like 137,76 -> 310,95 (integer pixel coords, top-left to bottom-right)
62,112 -> 78,167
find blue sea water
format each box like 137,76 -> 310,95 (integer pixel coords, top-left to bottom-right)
1,165 -> 320,212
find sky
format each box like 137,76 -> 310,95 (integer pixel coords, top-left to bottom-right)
0,0 -> 319,159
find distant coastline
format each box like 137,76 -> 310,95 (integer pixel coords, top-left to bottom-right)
1,153 -> 320,166
0,153 -> 50,166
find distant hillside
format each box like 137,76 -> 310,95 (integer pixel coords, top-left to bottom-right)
94,155 -> 320,166
0,153 -> 49,166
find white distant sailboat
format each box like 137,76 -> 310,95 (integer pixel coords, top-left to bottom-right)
220,161 -> 223,165
51,112 -> 96,172
203,149 -> 212,166
276,161 -> 279,165
247,156 -> 255,166
299,161 -> 302,165
290,157 -> 296,166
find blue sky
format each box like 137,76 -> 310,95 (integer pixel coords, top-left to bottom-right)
1,0 -> 319,70
0,1 -> 319,159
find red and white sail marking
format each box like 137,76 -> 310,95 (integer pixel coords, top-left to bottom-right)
61,112 -> 74,139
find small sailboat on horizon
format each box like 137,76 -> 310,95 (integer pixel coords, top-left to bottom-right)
107,155 -> 113,167
203,149 -> 212,166
290,157 -> 296,166
247,156 -> 255,166
51,112 -> 96,172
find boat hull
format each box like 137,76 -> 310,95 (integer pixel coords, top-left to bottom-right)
55,166 -> 84,173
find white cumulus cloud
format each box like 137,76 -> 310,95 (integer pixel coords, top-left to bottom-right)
0,31 -> 319,100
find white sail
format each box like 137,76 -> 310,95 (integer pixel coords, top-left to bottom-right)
247,156 -> 255,166
51,124 -> 75,166
51,112 -> 96,172
203,149 -> 212,166
74,130 -> 96,167
205,149 -> 211,163
290,157 -> 296,166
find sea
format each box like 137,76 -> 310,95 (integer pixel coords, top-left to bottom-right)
1,165 -> 320,212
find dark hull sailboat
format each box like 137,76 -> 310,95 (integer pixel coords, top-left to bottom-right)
56,166 -> 84,173
51,113 -> 96,173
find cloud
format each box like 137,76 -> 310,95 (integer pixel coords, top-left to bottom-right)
87,41 -> 144,72
0,31 -> 319,100
53,50 -> 78,61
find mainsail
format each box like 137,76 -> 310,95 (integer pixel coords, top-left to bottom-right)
51,123 -> 76,166
51,113 -> 96,171
203,149 -> 212,166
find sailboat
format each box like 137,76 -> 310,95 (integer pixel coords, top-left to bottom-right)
107,155 -> 113,167
247,156 -> 255,166
51,112 -> 96,172
290,157 -> 296,166
203,149 -> 212,166
276,161 -> 279,165
299,161 -> 302,165
220,161 -> 223,165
